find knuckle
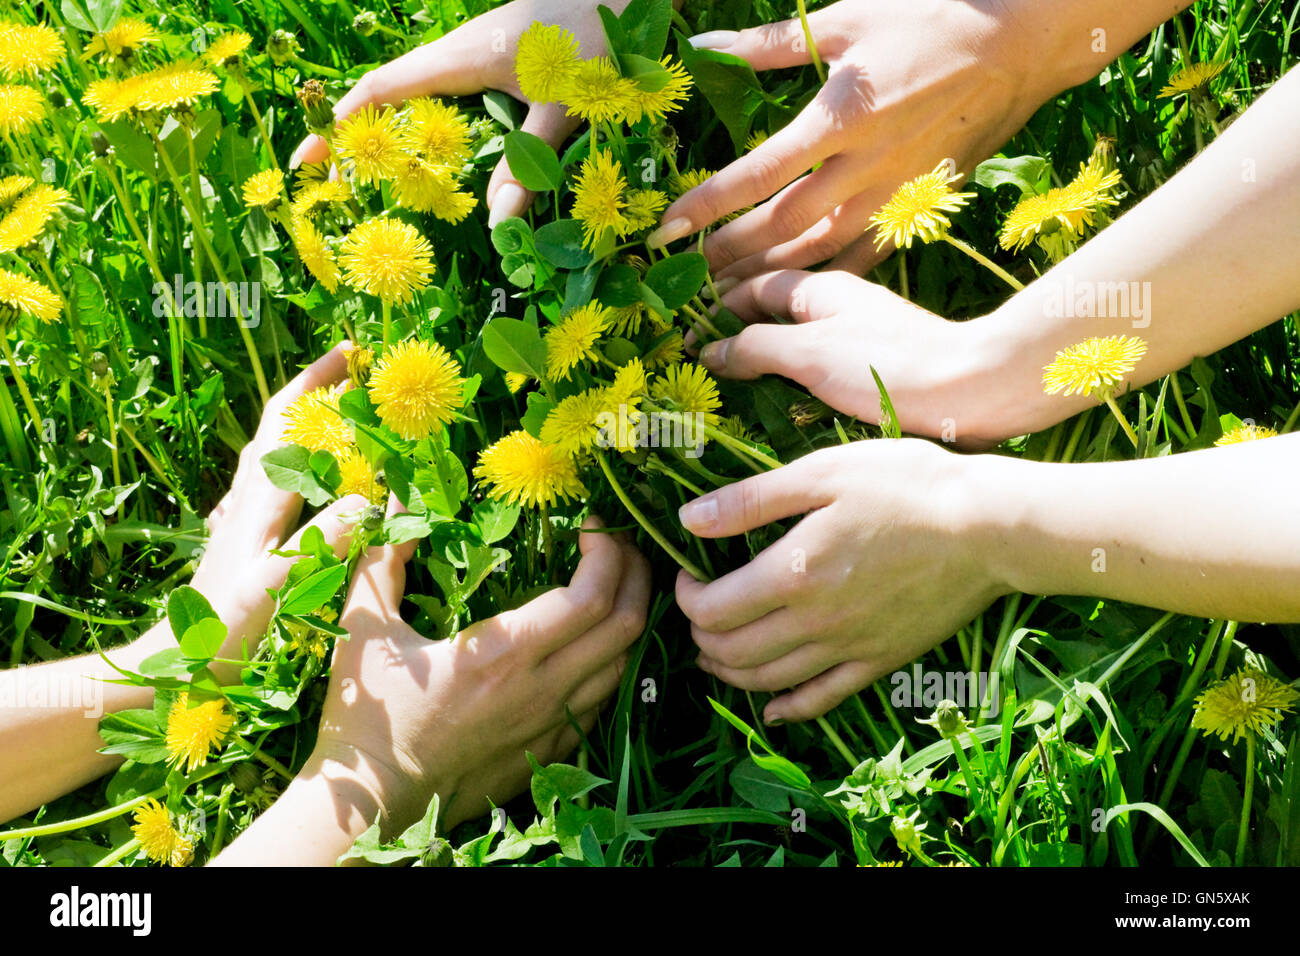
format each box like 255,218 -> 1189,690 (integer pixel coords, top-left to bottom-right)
613,607 -> 644,644
747,151 -> 791,198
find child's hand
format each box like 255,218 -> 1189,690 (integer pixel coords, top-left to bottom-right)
701,270 -> 1023,448
290,0 -> 632,226
313,515 -> 651,832
674,440 -> 1005,724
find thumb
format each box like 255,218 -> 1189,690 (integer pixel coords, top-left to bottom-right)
688,15 -> 824,72
488,102 -> 578,228
341,499 -> 419,625
696,323 -> 818,383
678,457 -> 833,538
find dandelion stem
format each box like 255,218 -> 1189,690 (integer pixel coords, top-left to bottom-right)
814,715 -> 859,769
795,0 -> 827,84
1102,391 -> 1140,449
0,333 -> 41,439
93,838 -> 140,867
941,235 -> 1024,291
233,737 -> 295,782
1236,733 -> 1255,866
1169,370 -> 1196,437
595,450 -> 708,582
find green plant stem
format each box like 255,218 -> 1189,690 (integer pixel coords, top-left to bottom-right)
898,248 -> 909,301
795,0 -> 826,84
1059,408 -> 1093,463
0,333 -> 40,439
382,299 -> 393,350
0,788 -> 165,842
1102,392 -> 1140,449
596,450 -> 708,581
814,715 -> 859,769
185,133 -> 210,339
93,838 -> 141,867
1168,370 -> 1196,437
211,784 -> 234,856
233,738 -> 295,782
1236,733 -> 1255,866
104,386 -> 122,487
238,77 -> 280,172
941,235 -> 1024,291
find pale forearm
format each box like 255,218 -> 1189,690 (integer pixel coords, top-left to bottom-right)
210,750 -> 391,866
979,65 -> 1300,439
0,622 -> 174,824
973,435 -> 1300,621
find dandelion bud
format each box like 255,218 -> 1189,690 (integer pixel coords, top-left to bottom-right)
91,131 -> 111,158
421,838 -> 454,867
346,344 -> 374,388
890,812 -> 926,859
353,11 -> 378,37
919,699 -> 972,739
789,398 -> 829,429
361,503 -> 385,532
230,761 -> 263,794
267,29 -> 300,65
296,79 -> 334,133
50,89 -> 66,110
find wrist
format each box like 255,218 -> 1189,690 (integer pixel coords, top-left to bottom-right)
308,737 -> 453,838
954,452 -> 1049,600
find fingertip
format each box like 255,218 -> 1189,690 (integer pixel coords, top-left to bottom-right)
678,495 -> 719,535
488,182 -> 530,227
697,338 -> 731,374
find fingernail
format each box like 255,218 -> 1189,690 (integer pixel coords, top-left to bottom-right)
289,139 -> 310,169
765,714 -> 785,727
712,276 -> 739,297
698,339 -> 729,372
689,30 -> 739,50
489,184 -> 528,228
646,217 -> 692,249
679,496 -> 718,532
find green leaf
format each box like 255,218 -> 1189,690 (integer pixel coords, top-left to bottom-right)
179,617 -> 228,661
870,365 -> 902,439
167,585 -> 219,645
137,647 -> 191,680
595,263 -> 642,307
503,131 -> 562,192
473,498 -> 520,545
491,217 -> 532,257
972,155 -> 1050,195
261,445 -> 335,507
620,0 -> 674,60
676,34 -> 766,153
1103,803 -> 1210,867
535,219 -> 594,269
280,564 -> 349,616
643,252 -> 708,310
482,316 -> 547,379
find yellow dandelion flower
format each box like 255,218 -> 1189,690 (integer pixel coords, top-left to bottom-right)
332,105 -> 405,186
622,188 -> 668,234
290,178 -> 352,219
544,302 -> 610,380
339,217 -> 435,305
717,414 -> 752,442
391,157 -> 477,222
643,331 -> 685,370
424,183 -> 478,224
83,74 -> 147,122
1215,423 -> 1278,446
0,268 -> 60,323
290,217 -> 341,293
560,57 -> 637,125
0,22 -> 65,78
0,84 -> 44,136
651,363 -> 722,424
367,338 -> 467,440
1192,668 -> 1298,745
607,302 -> 645,337
205,31 -> 252,68
540,387 -> 608,455
284,618 -> 330,660
572,148 -> 628,250
403,97 -> 472,167
336,446 -> 384,502
1000,157 -> 1121,253
1042,335 -> 1147,398
605,357 -> 647,412
0,174 -> 31,206
242,169 -> 284,209
869,162 -> 974,251
165,692 -> 235,773
133,63 -> 220,113
84,18 -> 159,63
1159,61 -> 1229,98
281,383 -> 352,455
670,169 -> 714,198
746,130 -> 769,151
515,22 -> 580,104
474,430 -> 587,509
132,799 -> 189,866
505,371 -> 529,394
0,184 -> 70,253
624,57 -> 692,125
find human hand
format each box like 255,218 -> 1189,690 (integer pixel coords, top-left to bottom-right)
648,0 -> 1059,278
675,439 -> 1006,724
290,0 -> 633,226
312,515 -> 651,832
174,344 -> 368,674
700,269 -> 1026,448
